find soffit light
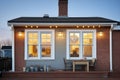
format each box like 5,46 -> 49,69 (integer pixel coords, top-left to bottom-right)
25,26 -> 28,28
36,26 -> 38,28
82,26 -> 85,28
76,26 -> 79,28
50,26 -> 52,28
55,26 -> 58,28
98,25 -> 101,28
88,26 -> 90,28
31,26 -> 33,28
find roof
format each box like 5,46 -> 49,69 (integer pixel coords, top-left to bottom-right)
1,46 -> 12,50
8,17 -> 119,24
118,22 -> 120,25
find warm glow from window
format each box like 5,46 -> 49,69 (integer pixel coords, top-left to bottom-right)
28,32 -> 38,57
67,31 -> 95,59
25,30 -> 54,60
70,33 -> 79,44
41,33 -> 51,57
28,45 -> 38,57
70,46 -> 79,57
83,33 -> 93,57
83,46 -> 92,57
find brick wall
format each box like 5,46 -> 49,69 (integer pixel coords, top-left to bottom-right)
13,27 -> 111,71
112,30 -> 120,72
14,27 -> 25,71
96,28 -> 110,71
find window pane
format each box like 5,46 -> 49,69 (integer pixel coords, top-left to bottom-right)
70,33 -> 80,44
28,33 -> 38,39
41,33 -> 51,39
41,39 -> 51,45
27,32 -> 38,58
70,45 -> 79,57
41,33 -> 52,58
83,45 -> 92,57
46,39 -> 51,44
83,39 -> 93,45
83,33 -> 93,39
83,32 -> 93,58
28,45 -> 38,57
41,34 -> 46,38
41,46 -> 51,57
46,34 -> 51,38
41,39 -> 46,44
28,39 -> 38,44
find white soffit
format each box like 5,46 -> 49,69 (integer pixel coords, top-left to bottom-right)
8,23 -> 117,27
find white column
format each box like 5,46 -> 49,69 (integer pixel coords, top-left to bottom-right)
110,24 -> 113,72
11,25 -> 15,72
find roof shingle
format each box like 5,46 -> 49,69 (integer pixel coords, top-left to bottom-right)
8,17 -> 119,24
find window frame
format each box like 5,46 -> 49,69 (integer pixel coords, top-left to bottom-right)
25,29 -> 55,60
66,30 -> 96,60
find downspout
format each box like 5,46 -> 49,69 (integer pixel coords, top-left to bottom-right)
110,24 -> 113,72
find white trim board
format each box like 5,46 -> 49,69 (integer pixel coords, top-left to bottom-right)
110,25 -> 113,72
25,29 -> 55,60
66,29 -> 96,60
12,26 -> 15,72
8,23 -> 118,27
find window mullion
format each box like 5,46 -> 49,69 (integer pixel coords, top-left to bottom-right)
66,31 -> 70,59
38,31 -> 41,59
80,31 -> 83,59
51,32 -> 53,59
93,31 -> 96,58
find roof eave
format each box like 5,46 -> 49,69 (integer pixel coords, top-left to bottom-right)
8,22 -> 118,27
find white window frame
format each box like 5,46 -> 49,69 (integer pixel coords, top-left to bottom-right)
66,29 -> 96,60
25,29 -> 55,60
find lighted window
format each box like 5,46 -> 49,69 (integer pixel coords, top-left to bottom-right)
28,32 -> 38,58
83,33 -> 93,57
25,30 -> 55,60
70,33 -> 80,57
67,30 -> 96,60
41,33 -> 51,57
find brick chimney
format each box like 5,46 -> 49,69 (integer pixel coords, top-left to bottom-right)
58,0 -> 68,17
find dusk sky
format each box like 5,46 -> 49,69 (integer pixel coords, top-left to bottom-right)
0,0 -> 120,41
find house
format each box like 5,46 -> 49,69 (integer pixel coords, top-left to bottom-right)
1,46 -> 12,58
0,50 -> 2,57
0,46 -> 12,71
8,0 -> 120,72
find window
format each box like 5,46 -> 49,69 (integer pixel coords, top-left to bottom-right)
25,30 -> 55,60
41,33 -> 51,58
67,30 -> 96,60
28,32 -> 38,58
